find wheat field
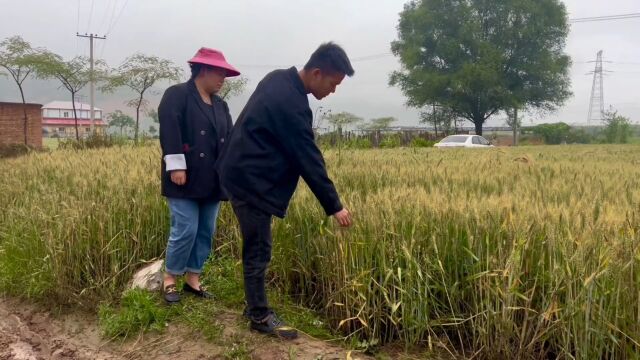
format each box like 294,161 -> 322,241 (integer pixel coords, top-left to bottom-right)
1,144 -> 639,358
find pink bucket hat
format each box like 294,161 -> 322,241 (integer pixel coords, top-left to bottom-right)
188,47 -> 241,77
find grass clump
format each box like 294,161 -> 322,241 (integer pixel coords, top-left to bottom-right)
98,288 -> 176,339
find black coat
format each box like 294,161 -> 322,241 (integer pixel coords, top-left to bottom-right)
159,80 -> 232,200
217,67 -> 343,218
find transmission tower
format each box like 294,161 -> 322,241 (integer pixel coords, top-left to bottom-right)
587,50 -> 605,125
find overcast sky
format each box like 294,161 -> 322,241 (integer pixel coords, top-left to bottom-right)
1,0 -> 639,129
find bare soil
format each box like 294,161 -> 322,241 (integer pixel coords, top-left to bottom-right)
0,297 -> 371,360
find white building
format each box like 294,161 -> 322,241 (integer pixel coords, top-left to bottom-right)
41,101 -> 106,138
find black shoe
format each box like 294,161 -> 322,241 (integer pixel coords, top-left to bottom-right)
163,284 -> 180,304
183,283 -> 213,299
250,311 -> 298,340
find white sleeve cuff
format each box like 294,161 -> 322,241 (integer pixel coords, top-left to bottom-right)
164,154 -> 187,171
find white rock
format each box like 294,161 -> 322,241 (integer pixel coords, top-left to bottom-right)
129,260 -> 164,292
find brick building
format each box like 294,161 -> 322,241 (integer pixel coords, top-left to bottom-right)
0,102 -> 42,148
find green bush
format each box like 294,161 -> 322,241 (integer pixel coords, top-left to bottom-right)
380,134 -> 401,148
603,111 -> 633,144
410,138 -> 435,148
58,133 -> 128,150
532,123 -> 571,144
531,123 -> 594,145
344,138 -> 372,149
567,128 -> 593,144
0,144 -> 37,159
517,135 -> 544,145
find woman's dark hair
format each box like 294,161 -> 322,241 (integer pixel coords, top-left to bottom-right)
303,42 -> 355,77
190,63 -> 215,80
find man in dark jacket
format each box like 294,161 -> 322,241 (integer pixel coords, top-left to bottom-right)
217,42 -> 354,339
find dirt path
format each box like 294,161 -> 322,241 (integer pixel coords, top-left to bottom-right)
0,297 -> 371,360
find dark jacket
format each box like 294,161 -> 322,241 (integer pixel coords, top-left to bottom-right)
159,79 -> 232,200
217,67 -> 343,218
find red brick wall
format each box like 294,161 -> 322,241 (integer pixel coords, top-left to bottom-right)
0,102 -> 42,148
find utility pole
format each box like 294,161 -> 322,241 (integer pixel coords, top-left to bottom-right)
512,108 -> 518,146
74,94 -> 87,103
76,33 -> 106,134
74,94 -> 87,119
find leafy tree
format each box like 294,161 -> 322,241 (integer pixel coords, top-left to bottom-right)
325,112 -> 363,150
0,36 -> 51,144
103,54 -> 182,143
602,109 -> 632,144
148,125 -> 158,138
505,108 -> 523,145
38,55 -> 109,140
532,122 -> 571,144
504,108 -> 522,130
325,112 -> 363,137
420,105 -> 458,136
147,109 -> 159,124
362,117 -> 398,130
566,127 -> 592,144
219,76 -> 248,100
313,107 -> 332,134
390,0 -> 572,135
107,110 -> 135,137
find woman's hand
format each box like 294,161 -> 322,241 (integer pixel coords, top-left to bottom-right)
170,170 -> 187,185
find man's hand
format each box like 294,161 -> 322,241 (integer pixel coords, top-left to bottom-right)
333,208 -> 353,228
170,170 -> 187,185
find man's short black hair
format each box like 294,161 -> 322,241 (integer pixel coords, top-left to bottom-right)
190,63 -> 215,80
304,42 -> 355,77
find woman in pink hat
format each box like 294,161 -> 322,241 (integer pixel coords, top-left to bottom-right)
158,48 -> 240,304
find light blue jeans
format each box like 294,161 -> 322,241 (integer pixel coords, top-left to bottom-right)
165,198 -> 221,276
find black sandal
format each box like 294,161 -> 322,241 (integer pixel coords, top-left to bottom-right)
163,284 -> 180,304
183,283 -> 213,299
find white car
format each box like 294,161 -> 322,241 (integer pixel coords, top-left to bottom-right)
434,135 -> 494,148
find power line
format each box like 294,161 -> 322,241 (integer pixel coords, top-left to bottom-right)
75,0 -> 81,55
235,63 -> 285,69
106,0 -> 130,35
351,52 -> 393,62
76,0 -> 81,34
98,39 -> 108,61
96,0 -> 115,35
86,0 -> 95,33
318,14 -> 640,73
303,13 -> 640,66
570,12 -> 640,23
575,60 -> 640,66
104,0 -> 120,35
98,0 -> 129,62
348,52 -> 640,70
128,10 -> 640,72
93,0 -> 116,59
237,52 -> 395,69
